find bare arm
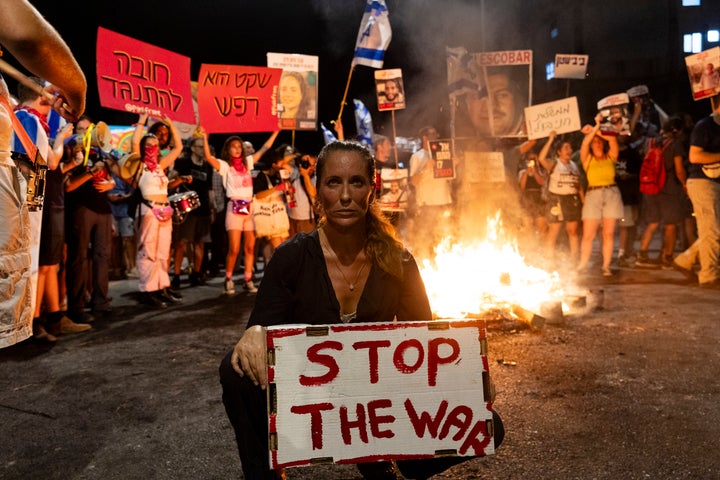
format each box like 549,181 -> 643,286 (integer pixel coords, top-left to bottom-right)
251,130 -> 280,164
538,131 -> 556,172
0,0 -> 86,119
131,113 -> 149,155
198,126 -> 220,171
158,116 -> 183,171
689,145 -> 720,165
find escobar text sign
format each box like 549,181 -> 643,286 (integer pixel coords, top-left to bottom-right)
266,320 -> 495,469
96,27 -> 195,123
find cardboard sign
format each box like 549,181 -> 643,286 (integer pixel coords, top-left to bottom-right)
429,140 -> 455,179
96,27 -> 195,123
554,54 -> 589,80
266,319 -> 496,469
375,69 -> 406,111
197,64 -> 282,134
463,151 -> 506,184
267,53 -> 319,131
685,47 -> 720,101
524,97 -> 581,140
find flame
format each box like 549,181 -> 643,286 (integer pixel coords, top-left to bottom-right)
417,214 -> 565,319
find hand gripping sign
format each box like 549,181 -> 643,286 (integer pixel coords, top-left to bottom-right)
266,319 -> 497,470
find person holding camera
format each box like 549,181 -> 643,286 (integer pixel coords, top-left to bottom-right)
64,130 -> 116,323
518,151 -> 549,250
13,76 -> 83,341
0,0 -> 86,348
287,153 -> 317,237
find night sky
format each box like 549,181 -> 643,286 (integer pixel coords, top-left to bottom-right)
18,0 -> 496,153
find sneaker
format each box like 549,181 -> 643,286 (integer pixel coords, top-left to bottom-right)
672,259 -> 698,283
59,316 -> 92,334
699,279 -> 720,290
660,256 -> 674,270
224,279 -> 235,295
244,280 -> 258,294
617,255 -> 631,268
634,252 -> 658,268
601,266 -> 613,277
171,275 -> 181,290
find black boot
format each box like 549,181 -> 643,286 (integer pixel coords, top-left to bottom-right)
160,288 -> 182,304
141,291 -> 167,309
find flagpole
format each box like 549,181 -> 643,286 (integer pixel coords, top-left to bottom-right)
335,66 -> 355,126
391,109 -> 399,169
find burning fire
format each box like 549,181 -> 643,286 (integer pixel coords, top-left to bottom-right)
417,215 -> 565,319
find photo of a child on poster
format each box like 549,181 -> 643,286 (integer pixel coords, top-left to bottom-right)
375,68 -> 406,111
448,49 -> 532,139
267,53 -> 318,130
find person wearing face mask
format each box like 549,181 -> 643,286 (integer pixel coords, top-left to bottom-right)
198,126 -> 263,295
130,116 -> 183,308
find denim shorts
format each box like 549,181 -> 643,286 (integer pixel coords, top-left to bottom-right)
582,185 -> 623,220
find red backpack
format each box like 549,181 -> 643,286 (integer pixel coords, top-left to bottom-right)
638,138 -> 669,195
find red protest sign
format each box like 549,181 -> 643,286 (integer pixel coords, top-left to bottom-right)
96,27 -> 195,123
266,319 -> 496,469
197,64 -> 282,134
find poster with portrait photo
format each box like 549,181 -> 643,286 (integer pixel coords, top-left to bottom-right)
267,53 -> 319,130
596,93 -> 631,136
450,50 -> 532,138
375,69 -> 406,111
685,47 -> 720,101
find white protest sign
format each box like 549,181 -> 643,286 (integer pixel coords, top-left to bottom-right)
462,151 -> 506,184
266,320 -> 495,469
554,54 -> 589,80
524,97 -> 581,140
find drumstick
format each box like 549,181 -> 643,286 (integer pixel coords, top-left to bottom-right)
0,57 -> 74,117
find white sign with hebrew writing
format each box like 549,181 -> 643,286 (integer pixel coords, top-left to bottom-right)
266,320 -> 495,469
524,97 -> 581,140
554,54 -> 589,80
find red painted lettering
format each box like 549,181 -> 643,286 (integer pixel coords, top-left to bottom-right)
367,399 -> 395,439
339,403 -> 369,445
300,341 -> 342,386
290,402 -> 334,450
404,398 -> 448,438
439,404 -> 473,441
458,419 -> 492,456
353,340 -> 391,384
393,339 -> 424,374
427,338 -> 460,386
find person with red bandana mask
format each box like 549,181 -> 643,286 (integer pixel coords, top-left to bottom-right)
130,114 -> 184,308
198,126 -> 279,295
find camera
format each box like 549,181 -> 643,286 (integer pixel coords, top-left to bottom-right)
300,156 -> 311,169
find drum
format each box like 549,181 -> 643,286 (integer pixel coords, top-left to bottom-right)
168,191 -> 200,223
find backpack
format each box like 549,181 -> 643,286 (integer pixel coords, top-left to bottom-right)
638,138 -> 668,195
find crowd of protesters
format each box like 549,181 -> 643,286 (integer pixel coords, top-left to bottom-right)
15,82 -> 720,345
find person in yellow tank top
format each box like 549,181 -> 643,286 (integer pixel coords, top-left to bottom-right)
578,113 -> 623,277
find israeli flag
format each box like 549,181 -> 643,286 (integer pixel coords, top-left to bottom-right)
351,0 -> 392,69
353,99 -> 374,148
320,123 -> 338,145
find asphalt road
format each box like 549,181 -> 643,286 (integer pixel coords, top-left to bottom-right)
1,259 -> 719,480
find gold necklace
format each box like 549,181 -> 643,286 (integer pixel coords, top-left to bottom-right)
320,234 -> 368,292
